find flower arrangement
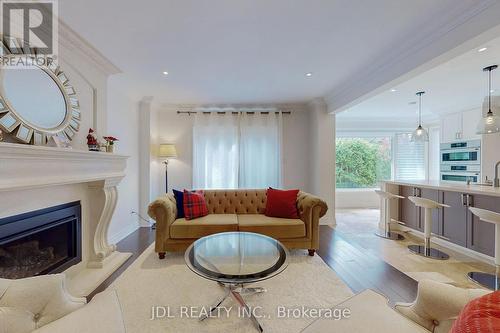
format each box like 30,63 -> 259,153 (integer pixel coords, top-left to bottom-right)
103,136 -> 119,145
103,136 -> 119,153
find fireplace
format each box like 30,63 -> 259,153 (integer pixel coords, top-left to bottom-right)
0,201 -> 82,279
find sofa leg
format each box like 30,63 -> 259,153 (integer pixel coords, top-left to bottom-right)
308,249 -> 315,256
158,252 -> 166,260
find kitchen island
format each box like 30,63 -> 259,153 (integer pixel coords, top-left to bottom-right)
380,180 -> 500,263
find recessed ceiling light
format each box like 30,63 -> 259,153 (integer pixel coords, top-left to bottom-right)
478,47 -> 488,52
162,71 -> 169,75
305,72 -> 313,77
390,88 -> 397,92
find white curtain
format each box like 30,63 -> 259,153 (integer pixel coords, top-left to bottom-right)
193,113 -> 239,189
192,111 -> 283,189
239,112 -> 282,188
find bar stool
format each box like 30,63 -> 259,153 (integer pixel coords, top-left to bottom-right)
468,207 -> 500,290
407,196 -> 450,260
374,190 -> 405,240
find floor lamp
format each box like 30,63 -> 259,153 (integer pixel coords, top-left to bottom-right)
153,144 -> 177,229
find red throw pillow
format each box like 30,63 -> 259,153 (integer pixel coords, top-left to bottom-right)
450,291 -> 500,333
183,190 -> 209,220
265,188 -> 299,218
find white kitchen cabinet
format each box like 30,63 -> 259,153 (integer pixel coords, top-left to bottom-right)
440,110 -> 482,143
441,112 -> 463,143
461,109 -> 482,140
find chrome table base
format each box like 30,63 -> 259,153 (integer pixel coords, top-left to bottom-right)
467,272 -> 500,291
374,230 -> 405,240
408,244 -> 449,260
199,283 -> 266,332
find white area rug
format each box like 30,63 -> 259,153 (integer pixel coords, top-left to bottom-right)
110,244 -> 353,333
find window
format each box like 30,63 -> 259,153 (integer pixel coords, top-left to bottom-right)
394,133 -> 426,181
192,112 -> 282,189
336,137 -> 392,188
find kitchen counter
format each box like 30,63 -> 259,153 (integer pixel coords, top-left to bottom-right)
381,180 -> 500,197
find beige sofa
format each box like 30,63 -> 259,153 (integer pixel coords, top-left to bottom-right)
301,279 -> 489,333
148,189 -> 328,259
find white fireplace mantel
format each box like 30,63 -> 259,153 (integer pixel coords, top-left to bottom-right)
0,142 -> 132,297
0,143 -> 128,192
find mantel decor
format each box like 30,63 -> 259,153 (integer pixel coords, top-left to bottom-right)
0,36 -> 81,145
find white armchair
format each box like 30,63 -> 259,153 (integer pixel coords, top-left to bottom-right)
395,279 -> 489,333
0,274 -> 125,333
0,274 -> 85,333
301,279 -> 490,333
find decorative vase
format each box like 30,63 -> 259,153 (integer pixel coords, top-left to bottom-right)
106,144 -> 114,153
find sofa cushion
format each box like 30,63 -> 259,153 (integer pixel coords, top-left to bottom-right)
0,274 -> 86,331
265,188 -> 299,218
33,290 -> 125,333
0,307 -> 35,333
172,189 -> 185,218
183,190 -> 209,220
450,290 -> 500,333
170,214 -> 238,239
237,214 -> 305,239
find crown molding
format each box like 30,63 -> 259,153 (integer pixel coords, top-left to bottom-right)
58,21 -> 122,76
324,0 -> 500,114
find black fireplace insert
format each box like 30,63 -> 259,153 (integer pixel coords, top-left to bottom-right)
0,201 -> 82,279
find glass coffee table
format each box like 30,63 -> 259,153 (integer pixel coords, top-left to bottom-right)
185,232 -> 289,332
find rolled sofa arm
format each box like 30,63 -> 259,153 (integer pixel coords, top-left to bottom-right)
297,191 -> 328,220
394,279 -> 489,332
148,194 -> 177,251
296,192 -> 328,249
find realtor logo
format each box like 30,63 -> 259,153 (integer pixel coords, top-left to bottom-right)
1,0 -> 57,55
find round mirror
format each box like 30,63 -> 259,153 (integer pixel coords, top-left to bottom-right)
2,67 -> 67,129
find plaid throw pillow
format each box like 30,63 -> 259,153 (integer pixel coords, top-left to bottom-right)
183,190 -> 209,220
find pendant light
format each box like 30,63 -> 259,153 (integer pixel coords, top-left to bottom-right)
476,65 -> 500,134
411,91 -> 429,142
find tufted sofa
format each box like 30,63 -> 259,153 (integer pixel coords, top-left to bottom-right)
0,274 -> 125,333
148,189 -> 328,259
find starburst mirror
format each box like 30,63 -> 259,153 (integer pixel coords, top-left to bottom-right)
0,36 -> 81,145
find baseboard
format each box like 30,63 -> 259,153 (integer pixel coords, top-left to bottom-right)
108,223 -> 139,244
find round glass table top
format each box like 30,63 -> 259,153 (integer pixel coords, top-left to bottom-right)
185,232 -> 289,284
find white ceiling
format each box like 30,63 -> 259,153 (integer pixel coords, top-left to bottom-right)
58,0 -> 467,104
338,35 -> 500,127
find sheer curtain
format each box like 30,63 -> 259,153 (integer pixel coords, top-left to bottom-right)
239,112 -> 282,188
192,111 -> 283,189
192,113 -> 239,189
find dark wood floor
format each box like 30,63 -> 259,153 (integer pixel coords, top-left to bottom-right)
87,227 -> 155,301
317,226 -> 418,305
89,225 -> 418,304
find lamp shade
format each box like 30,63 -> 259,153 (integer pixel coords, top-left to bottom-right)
410,125 -> 429,142
159,144 -> 177,158
476,111 -> 500,134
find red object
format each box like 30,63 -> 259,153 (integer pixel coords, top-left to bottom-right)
265,188 -> 299,218
183,190 -> 209,220
450,291 -> 500,333
103,136 -> 119,142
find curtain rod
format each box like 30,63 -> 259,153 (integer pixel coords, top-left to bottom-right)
176,111 -> 291,115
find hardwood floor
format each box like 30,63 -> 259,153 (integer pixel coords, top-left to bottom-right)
87,226 -> 155,301
89,224 -> 417,305
317,225 -> 417,305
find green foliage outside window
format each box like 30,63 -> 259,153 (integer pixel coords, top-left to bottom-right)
336,137 -> 392,188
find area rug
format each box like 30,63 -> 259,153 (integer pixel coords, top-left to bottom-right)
109,244 -> 353,333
